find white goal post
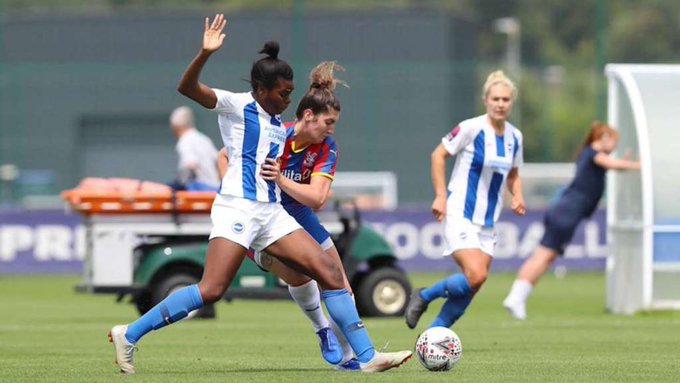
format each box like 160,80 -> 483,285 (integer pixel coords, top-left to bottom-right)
605,64 -> 680,314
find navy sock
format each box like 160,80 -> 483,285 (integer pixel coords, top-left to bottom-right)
125,284 -> 203,344
430,294 -> 473,328
322,288 -> 375,363
421,273 -> 473,302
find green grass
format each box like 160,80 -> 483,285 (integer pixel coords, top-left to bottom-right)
2,273 -> 679,382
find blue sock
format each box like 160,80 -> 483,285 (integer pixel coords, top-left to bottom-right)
430,295 -> 473,328
125,284 -> 203,344
421,273 -> 473,303
322,289 -> 375,363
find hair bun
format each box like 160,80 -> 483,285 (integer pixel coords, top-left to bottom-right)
259,41 -> 280,60
309,61 -> 348,92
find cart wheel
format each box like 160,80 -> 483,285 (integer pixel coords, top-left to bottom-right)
151,272 -> 215,319
355,267 -> 411,317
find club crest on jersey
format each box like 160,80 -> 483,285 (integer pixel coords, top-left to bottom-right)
303,152 -> 318,168
232,221 -> 245,234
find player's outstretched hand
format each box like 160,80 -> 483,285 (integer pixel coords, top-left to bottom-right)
510,194 -> 526,216
431,195 -> 447,222
203,13 -> 227,53
261,158 -> 281,182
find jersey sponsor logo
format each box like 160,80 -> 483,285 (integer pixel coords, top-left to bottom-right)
329,149 -> 337,156
445,125 -> 461,141
487,159 -> 512,172
281,169 -> 311,182
282,169 -> 301,181
232,221 -> 245,234
265,125 -> 287,144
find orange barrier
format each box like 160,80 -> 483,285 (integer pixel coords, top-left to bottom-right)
61,190 -> 216,215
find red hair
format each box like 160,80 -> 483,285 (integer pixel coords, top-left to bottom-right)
583,121 -> 618,146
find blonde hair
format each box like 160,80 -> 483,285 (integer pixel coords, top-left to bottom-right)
295,61 -> 348,118
482,70 -> 517,100
169,106 -> 195,129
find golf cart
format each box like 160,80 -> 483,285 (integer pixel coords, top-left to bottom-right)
62,189 -> 411,318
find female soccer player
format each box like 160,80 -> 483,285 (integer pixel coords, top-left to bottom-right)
217,61 -> 359,370
405,70 -> 526,330
503,122 -> 640,320
108,14 -> 411,374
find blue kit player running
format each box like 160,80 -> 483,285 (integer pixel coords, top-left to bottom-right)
218,61 -> 361,370
503,122 -> 640,320
405,70 -> 527,330
108,14 -> 411,374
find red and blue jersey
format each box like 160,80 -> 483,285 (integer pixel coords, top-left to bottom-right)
279,122 -> 338,207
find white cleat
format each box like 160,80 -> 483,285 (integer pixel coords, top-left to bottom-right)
503,299 -> 527,320
359,350 -> 413,373
108,324 -> 137,374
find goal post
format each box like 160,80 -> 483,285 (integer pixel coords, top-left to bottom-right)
605,64 -> 680,314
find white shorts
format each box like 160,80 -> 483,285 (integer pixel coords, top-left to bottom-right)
209,194 -> 302,251
442,217 -> 496,257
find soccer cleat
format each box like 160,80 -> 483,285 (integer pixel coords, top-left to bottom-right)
108,324 -> 137,374
502,298 -> 527,320
359,350 -> 413,373
405,288 -> 429,329
335,358 -> 361,371
316,327 -> 343,365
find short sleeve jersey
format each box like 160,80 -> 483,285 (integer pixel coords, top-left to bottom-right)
211,89 -> 287,202
441,114 -> 523,227
279,123 -> 338,208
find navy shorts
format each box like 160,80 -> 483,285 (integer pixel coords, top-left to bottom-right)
539,194 -> 590,255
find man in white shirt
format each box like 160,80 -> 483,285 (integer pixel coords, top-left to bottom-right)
170,106 -> 220,190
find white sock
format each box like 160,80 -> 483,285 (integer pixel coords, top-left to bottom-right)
288,280 -> 329,332
505,279 -> 533,305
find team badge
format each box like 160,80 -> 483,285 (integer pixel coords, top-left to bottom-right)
232,221 -> 245,234
303,152 -> 318,168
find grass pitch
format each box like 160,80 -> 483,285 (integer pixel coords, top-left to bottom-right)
1,272 -> 679,382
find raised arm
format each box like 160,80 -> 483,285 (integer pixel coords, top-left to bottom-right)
593,152 -> 641,170
431,144 -> 450,222
177,14 -> 227,109
506,167 -> 526,216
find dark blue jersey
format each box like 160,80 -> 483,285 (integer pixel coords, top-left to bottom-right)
561,146 -> 606,218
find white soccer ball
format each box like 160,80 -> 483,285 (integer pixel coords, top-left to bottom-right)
414,326 -> 463,372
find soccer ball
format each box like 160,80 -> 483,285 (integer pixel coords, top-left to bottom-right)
414,326 -> 463,371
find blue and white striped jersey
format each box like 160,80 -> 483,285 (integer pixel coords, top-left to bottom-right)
442,114 -> 523,227
211,89 -> 287,202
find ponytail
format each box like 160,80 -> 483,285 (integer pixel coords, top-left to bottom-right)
295,61 -> 347,119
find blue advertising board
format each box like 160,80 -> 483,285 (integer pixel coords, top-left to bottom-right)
0,209 -> 606,274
